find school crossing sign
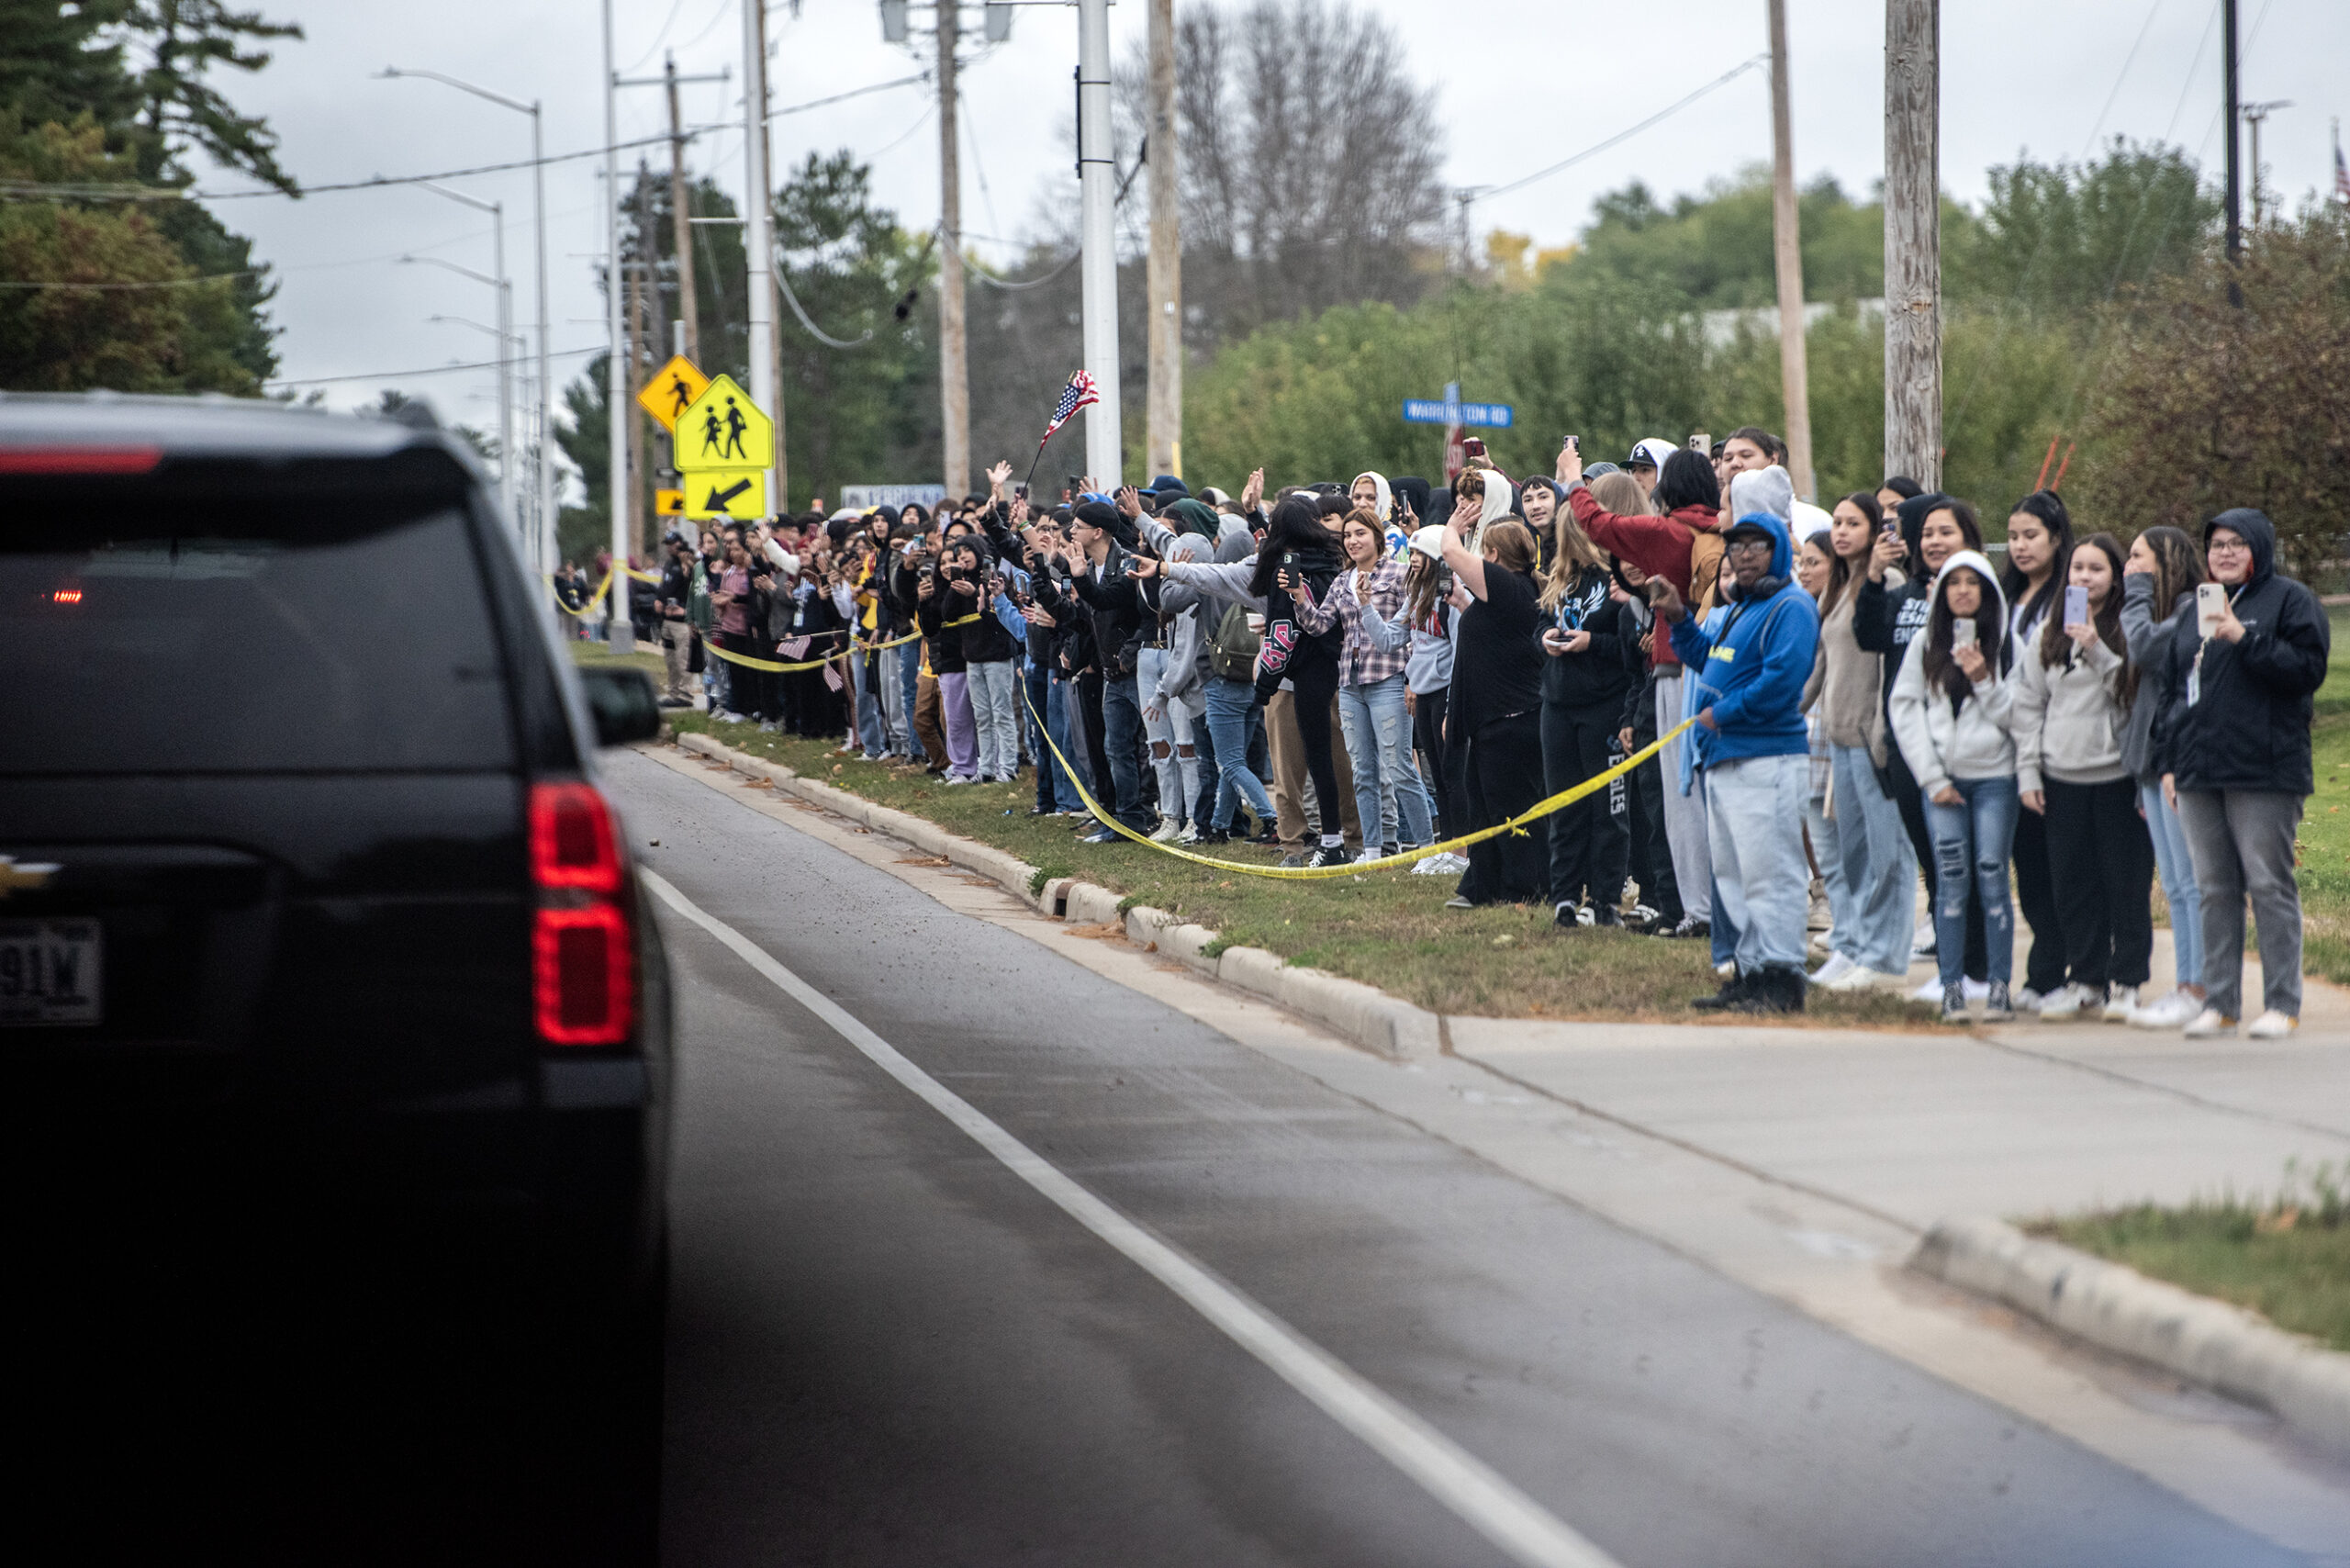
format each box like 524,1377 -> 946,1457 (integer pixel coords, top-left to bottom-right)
673,372 -> 774,521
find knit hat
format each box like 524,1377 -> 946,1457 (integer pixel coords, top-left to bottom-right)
1726,464 -> 1794,524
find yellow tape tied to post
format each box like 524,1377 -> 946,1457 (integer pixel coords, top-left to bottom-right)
702,628 -> 923,673
1019,687 -> 1698,881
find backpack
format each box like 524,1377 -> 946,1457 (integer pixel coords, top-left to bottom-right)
1209,600 -> 1261,681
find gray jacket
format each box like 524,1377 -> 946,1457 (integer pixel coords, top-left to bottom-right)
2118,574 -> 2192,786
2010,630 -> 2131,793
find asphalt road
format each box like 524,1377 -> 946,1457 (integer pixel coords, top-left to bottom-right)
610,746 -> 2308,1568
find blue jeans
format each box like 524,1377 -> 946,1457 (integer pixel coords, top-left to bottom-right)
1923,776 -> 2020,990
894,640 -> 922,754
2140,779 -> 2201,990
1338,673 -> 1433,848
855,647 -> 889,758
1043,673 -> 1085,811
1100,675 -> 1153,832
1703,754 -> 1808,974
1826,743 -> 1917,973
1203,675 -> 1276,830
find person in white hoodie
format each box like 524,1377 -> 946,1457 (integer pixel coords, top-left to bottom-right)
2009,532 -> 2156,1024
1889,550 -> 2020,1023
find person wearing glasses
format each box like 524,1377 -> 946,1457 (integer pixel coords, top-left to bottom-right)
1648,509 -> 1821,1014
2154,510 -> 2331,1039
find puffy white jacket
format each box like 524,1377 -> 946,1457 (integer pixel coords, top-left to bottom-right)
1888,633 -> 2016,799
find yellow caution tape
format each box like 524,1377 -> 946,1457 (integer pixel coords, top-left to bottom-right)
704,628 -> 923,673
549,569 -> 616,616
1021,686 -> 1698,880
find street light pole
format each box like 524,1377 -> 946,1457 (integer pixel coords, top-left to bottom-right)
376,68 -> 553,580
416,182 -> 514,541
1075,0 -> 1122,487
743,0 -> 778,517
601,0 -> 633,653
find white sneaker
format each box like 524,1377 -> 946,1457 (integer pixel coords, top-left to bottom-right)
1809,952 -> 1858,987
1149,815 -> 1181,842
2247,1010 -> 2299,1040
1177,822 -> 1202,846
2182,1007 -> 2238,1038
1963,977 -> 1992,1002
2129,990 -> 2202,1029
1908,974 -> 1945,1002
2101,984 -> 2139,1024
1830,965 -> 1904,992
1913,925 -> 1938,956
2037,982 -> 2104,1022
2012,986 -> 2045,1014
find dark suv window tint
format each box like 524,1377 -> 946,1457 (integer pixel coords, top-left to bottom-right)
2,495 -> 513,775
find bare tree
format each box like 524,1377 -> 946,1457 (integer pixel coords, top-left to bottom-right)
1117,0 -> 1450,342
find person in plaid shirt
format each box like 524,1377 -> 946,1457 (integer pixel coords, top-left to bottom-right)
1291,507 -> 1434,855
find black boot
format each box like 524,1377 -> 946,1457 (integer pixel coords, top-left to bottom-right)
1739,966 -> 1806,1014
1691,969 -> 1754,1012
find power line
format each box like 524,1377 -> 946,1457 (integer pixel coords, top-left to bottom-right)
265,343 -> 603,387
1466,55 -> 1769,204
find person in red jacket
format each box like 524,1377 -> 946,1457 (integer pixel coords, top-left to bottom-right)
1559,438 -> 1722,939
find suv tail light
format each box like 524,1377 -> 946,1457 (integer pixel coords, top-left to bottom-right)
529,781 -> 633,1046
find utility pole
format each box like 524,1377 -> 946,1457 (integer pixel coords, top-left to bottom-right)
934,2 -> 970,500
1766,0 -> 1814,500
626,54 -> 728,365
1076,0 -> 1123,486
744,0 -> 778,517
600,0 -> 632,650
2222,0 -> 2242,265
757,0 -> 788,509
2244,100 -> 2291,227
1144,0 -> 1180,484
626,256 -> 645,555
1883,0 -> 1940,489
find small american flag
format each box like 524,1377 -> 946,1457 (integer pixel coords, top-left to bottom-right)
1039,371 -> 1099,447
2336,128 -> 2350,203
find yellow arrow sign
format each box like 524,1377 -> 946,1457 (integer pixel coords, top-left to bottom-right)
636,355 -> 710,432
681,467 -> 767,521
677,373 -> 773,470
655,487 -> 685,519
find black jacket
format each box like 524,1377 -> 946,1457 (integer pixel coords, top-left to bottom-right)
1539,566 -> 1636,712
2156,509 -> 2330,796
1072,542 -> 1148,678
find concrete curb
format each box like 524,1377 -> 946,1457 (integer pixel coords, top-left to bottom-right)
663,732 -> 1442,1060
1911,1216 -> 2350,1461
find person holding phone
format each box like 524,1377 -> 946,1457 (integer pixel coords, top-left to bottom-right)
1889,549 -> 2020,1022
2154,510 -> 2332,1038
1559,435 -> 1725,940
1998,491 -> 2076,1009
2117,526 -> 2208,1028
1535,487 -> 1638,926
2010,534 -> 2154,1023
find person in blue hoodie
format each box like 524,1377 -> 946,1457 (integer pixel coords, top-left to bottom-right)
1650,510 -> 1822,1014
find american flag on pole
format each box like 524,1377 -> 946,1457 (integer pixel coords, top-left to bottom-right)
1039,371 -> 1099,448
2336,122 -> 2350,203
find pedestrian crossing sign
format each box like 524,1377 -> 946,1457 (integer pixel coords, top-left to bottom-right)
676,373 -> 773,471
637,355 -> 710,433
683,467 -> 767,521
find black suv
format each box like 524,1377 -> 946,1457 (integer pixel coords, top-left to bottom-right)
1,393 -> 670,1562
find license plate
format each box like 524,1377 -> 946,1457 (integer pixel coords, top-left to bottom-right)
0,919 -> 102,1025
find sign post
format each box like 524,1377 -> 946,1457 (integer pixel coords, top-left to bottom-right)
1401,382 -> 1512,480
674,372 -> 776,522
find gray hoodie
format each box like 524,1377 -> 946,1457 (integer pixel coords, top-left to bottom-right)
1887,551 -> 2018,800
2118,573 -> 2193,786
2010,596 -> 2132,793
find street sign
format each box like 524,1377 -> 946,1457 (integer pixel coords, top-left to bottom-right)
655,488 -> 685,519
676,373 -> 773,470
637,355 -> 710,433
1403,397 -> 1512,429
683,467 -> 767,521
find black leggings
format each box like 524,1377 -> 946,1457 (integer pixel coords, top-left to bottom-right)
1460,711 -> 1548,905
1288,653 -> 1344,840
2010,808 -> 2067,995
1412,686 -> 1457,838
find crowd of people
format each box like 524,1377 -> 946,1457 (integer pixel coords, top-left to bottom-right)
590,428 -> 2329,1030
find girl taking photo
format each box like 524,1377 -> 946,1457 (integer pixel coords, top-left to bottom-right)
2009,533 -> 2154,1022
1292,507 -> 1435,856
1536,481 -> 1637,926
1999,491 -> 2076,1008
1888,550 -> 2019,1023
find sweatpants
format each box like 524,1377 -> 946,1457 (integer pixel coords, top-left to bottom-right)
2011,808 -> 2068,996
968,658 -> 1018,780
2041,776 -> 2155,992
1541,699 -> 1628,910
1704,753 -> 1810,975
938,670 -> 978,779
1653,672 -> 1711,924
2177,789 -> 2306,1019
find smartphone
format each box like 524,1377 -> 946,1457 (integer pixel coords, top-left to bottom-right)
1688,431 -> 1710,454
2064,584 -> 2089,629
2197,581 -> 2228,637
1461,436 -> 1487,462
1953,618 -> 1976,649
1561,434 -> 1579,454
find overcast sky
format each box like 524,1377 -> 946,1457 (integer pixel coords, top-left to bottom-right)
192,0 -> 2349,429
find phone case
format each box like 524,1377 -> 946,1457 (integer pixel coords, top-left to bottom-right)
2065,585 -> 2089,628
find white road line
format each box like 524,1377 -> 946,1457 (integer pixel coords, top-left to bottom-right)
641,868 -> 1623,1568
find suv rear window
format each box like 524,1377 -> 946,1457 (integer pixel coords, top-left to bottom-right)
2,484 -> 514,775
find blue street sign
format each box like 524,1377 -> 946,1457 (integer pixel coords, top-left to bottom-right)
1402,397 -> 1513,428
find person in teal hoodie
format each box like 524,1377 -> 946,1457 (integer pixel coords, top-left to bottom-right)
1651,510 -> 1821,1014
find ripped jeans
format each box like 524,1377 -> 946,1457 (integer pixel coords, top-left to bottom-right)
1922,774 -> 2019,991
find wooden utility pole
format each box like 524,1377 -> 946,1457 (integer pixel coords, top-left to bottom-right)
2222,0 -> 2242,264
935,0 -> 970,499
1145,0 -> 1181,483
1766,0 -> 1814,500
666,55 -> 699,364
1883,0 -> 1941,489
